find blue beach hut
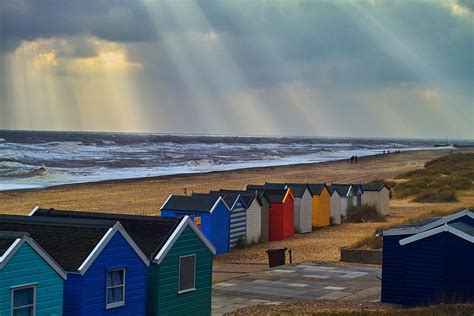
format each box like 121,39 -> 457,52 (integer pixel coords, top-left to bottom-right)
381,209 -> 474,305
0,231 -> 66,316
31,207 -> 217,315
0,215 -> 149,316
206,192 -> 247,248
161,194 -> 231,255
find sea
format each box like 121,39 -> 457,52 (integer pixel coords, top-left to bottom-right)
0,130 -> 470,191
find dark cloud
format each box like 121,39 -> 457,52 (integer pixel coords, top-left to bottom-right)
0,0 -> 157,52
0,0 -> 472,137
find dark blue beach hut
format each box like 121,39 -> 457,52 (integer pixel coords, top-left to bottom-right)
381,209 -> 474,305
161,194 -> 231,255
351,183 -> 363,207
0,215 -> 149,316
31,208 -> 216,315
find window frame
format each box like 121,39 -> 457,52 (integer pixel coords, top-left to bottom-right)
11,284 -> 36,316
178,254 -> 196,294
105,268 -> 126,309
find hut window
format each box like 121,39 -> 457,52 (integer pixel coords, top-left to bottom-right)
11,285 -> 36,316
106,269 -> 125,309
179,255 -> 196,293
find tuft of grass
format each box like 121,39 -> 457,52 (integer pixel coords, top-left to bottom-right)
391,153 -> 474,202
346,203 -> 387,223
413,188 -> 458,203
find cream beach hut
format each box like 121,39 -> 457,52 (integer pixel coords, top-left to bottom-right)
361,183 -> 390,215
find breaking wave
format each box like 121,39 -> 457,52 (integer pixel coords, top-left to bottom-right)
0,130 -> 471,191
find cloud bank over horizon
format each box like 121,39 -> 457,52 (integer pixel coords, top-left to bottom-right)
0,0 -> 473,138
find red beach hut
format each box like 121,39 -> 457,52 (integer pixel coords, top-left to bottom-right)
262,189 -> 295,241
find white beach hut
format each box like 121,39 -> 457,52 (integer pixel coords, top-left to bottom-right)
286,183 -> 312,233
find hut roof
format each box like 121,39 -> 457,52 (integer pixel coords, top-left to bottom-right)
328,184 -> 353,197
361,183 -> 388,191
194,192 -> 242,210
307,183 -> 328,195
382,209 -> 473,237
31,208 -> 181,260
218,189 -> 261,207
161,194 -> 228,213
399,222 -> 474,246
0,215 -> 121,272
286,183 -> 308,197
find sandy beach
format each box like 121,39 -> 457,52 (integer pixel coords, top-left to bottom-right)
1,148 -> 473,266
0,149 -> 465,215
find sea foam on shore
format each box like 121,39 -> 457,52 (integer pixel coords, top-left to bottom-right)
0,130 -> 467,191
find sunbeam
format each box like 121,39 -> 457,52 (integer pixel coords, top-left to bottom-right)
0,1 -> 472,138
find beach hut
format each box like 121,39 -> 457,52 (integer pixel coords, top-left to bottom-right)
361,183 -> 390,215
307,183 -> 331,228
328,188 -> 342,225
31,208 -> 216,315
381,210 -> 474,306
196,192 -> 246,249
161,194 -> 231,255
0,231 -> 66,316
245,184 -> 274,243
328,184 -> 355,220
0,215 -> 149,315
261,189 -> 295,241
286,183 -> 312,234
351,183 -> 363,207
219,190 -> 262,244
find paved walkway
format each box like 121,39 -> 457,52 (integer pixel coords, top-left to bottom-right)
213,263 -> 268,283
212,263 -> 381,315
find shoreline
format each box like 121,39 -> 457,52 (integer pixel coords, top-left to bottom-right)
0,148 -> 467,215
0,152 -> 375,193
0,147 -> 450,194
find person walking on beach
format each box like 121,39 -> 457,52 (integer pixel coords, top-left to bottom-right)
355,155 -> 358,164
350,156 -> 354,164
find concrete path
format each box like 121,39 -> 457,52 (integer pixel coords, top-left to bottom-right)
213,263 -> 268,283
212,263 -> 381,315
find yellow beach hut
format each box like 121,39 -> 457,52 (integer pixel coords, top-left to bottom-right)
307,183 -> 331,228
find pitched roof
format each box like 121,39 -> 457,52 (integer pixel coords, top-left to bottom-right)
328,184 -> 353,197
161,194 -> 228,213
286,183 -> 308,197
399,222 -> 474,246
0,215 -> 115,272
218,190 -> 261,207
351,183 -> 363,195
0,231 -> 25,257
450,222 -> 474,237
31,208 -> 181,260
0,231 -> 67,279
246,183 -> 286,191
382,209 -> 473,236
198,192 -> 242,210
307,183 -> 327,195
261,189 -> 291,204
361,183 -> 388,192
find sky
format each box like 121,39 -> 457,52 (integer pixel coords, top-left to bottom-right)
0,0 -> 473,138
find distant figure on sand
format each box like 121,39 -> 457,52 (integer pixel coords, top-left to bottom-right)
355,156 -> 358,164
350,156 -> 354,164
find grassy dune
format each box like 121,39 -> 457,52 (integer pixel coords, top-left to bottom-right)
390,153 -> 474,203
